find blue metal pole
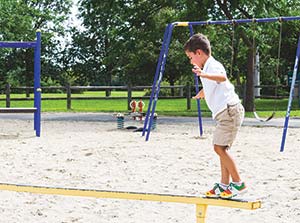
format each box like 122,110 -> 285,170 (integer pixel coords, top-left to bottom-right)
142,24 -> 171,137
187,16 -> 300,26
188,25 -> 203,137
33,30 -> 41,137
145,23 -> 175,141
0,42 -> 36,48
280,35 -> 300,152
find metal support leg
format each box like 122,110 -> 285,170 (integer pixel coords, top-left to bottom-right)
188,25 -> 203,137
143,23 -> 175,141
280,35 -> 300,152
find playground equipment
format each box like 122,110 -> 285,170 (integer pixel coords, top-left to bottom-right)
0,31 -> 41,137
115,111 -> 157,131
130,99 -> 137,113
129,99 -> 145,121
247,19 -> 282,122
137,99 -> 145,121
116,113 -> 125,129
142,16 -> 300,153
0,182 -> 261,223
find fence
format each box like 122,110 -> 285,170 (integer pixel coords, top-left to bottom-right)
0,83 -> 298,110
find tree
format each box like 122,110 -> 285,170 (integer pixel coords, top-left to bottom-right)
0,0 -> 72,91
69,0 -> 300,110
212,0 -> 300,111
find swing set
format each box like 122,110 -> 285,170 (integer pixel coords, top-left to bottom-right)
142,16 -> 300,152
0,31 -> 41,137
250,19 -> 283,122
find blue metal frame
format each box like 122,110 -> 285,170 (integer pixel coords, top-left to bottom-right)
0,31 -> 41,137
142,23 -> 175,141
0,42 -> 37,48
142,24 -> 172,138
280,35 -> 300,152
143,16 -> 300,152
188,24 -> 203,137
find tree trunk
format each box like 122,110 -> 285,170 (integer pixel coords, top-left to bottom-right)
232,37 -> 241,86
25,51 -> 34,98
216,0 -> 255,111
104,37 -> 112,97
245,48 -> 254,111
169,78 -> 175,96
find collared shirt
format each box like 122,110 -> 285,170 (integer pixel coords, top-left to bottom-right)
201,56 -> 240,119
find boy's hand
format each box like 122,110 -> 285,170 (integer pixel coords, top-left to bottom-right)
192,65 -> 204,77
193,89 -> 205,99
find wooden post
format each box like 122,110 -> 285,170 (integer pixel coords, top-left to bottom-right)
66,83 -> 71,110
5,83 -> 10,108
105,88 -> 111,97
25,86 -> 30,98
179,85 -> 183,97
127,85 -> 132,110
186,83 -> 191,110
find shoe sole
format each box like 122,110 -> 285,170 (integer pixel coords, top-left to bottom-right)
205,195 -> 220,198
220,188 -> 248,199
205,193 -> 221,198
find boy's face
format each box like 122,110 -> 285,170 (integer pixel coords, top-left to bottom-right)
185,49 -> 204,67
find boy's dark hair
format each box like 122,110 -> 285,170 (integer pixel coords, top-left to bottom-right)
184,33 -> 211,55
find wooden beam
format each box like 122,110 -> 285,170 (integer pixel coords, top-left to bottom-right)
0,183 -> 261,210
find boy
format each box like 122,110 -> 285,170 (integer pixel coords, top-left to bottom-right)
184,33 -> 246,199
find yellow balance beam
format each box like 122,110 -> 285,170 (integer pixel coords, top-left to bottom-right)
0,182 -> 261,210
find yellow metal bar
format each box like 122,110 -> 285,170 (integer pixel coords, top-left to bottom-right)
0,183 -> 261,210
175,22 -> 189,26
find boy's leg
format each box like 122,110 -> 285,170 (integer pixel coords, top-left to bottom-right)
220,157 -> 230,185
214,144 -> 241,183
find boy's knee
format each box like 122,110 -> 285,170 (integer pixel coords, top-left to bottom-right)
214,145 -> 228,156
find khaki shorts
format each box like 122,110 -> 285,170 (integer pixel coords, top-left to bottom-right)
213,103 -> 245,148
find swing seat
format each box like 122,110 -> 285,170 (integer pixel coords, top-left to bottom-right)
0,107 -> 37,113
253,111 -> 275,122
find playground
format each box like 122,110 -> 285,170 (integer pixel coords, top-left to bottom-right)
0,114 -> 299,222
1,9 -> 300,222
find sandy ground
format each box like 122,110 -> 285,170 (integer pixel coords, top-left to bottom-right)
0,115 -> 299,223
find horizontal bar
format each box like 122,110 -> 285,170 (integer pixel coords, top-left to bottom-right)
0,182 -> 261,210
0,96 -> 187,101
0,108 -> 37,113
175,22 -> 189,27
0,41 -> 36,48
255,95 -> 288,99
70,86 -> 128,90
185,16 -> 300,26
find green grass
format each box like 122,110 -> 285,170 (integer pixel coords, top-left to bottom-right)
1,91 -> 300,117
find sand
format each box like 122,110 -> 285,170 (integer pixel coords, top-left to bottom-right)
0,115 -> 299,223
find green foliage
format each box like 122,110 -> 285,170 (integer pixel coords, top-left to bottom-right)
0,0 -> 72,87
1,0 -> 300,114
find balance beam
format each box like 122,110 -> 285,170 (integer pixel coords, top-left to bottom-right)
0,108 -> 37,113
0,183 -> 261,223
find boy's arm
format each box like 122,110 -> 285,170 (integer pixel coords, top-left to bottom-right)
193,89 -> 205,99
192,66 -> 226,83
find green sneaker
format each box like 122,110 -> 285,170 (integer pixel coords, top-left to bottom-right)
220,182 -> 247,199
205,183 -> 225,198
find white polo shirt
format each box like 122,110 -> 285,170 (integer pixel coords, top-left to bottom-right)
200,56 -> 240,119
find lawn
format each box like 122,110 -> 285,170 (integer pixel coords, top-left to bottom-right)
0,91 -> 300,117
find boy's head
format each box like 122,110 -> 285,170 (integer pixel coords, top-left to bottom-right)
184,33 -> 211,56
